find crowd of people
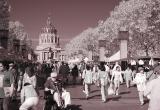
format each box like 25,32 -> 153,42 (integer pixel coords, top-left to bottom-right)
0,60 -> 160,110
78,61 -> 160,110
0,61 -> 72,110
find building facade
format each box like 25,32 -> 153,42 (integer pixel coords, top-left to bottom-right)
35,16 -> 63,63
0,0 -> 9,49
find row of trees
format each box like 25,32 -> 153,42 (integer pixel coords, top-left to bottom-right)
65,0 -> 160,58
8,21 -> 33,57
0,0 -> 35,61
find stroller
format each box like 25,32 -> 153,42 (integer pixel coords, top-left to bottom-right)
43,80 -> 65,110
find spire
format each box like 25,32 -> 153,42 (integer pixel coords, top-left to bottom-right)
46,15 -> 52,27
41,14 -> 58,35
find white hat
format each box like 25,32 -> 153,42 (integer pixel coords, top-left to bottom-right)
138,60 -> 144,65
131,60 -> 136,66
50,72 -> 58,78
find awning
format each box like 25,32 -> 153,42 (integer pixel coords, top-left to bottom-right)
108,51 -> 120,62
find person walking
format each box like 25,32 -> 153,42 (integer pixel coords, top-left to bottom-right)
58,62 -> 70,85
144,65 -> 160,110
111,66 -> 123,96
19,82 -> 39,110
71,64 -> 79,85
0,63 -> 14,110
8,63 -> 18,100
23,67 -> 37,89
133,67 -> 146,105
82,65 -> 93,99
92,64 -> 100,87
124,66 -> 133,88
99,62 -> 110,102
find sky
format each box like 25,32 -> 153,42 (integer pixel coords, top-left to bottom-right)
8,0 -> 121,48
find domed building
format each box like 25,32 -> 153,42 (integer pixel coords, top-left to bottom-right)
35,16 -> 64,63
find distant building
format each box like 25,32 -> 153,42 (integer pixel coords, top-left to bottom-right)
0,0 -> 9,49
35,16 -> 64,63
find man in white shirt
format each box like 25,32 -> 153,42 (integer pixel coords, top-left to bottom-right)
144,65 -> 160,110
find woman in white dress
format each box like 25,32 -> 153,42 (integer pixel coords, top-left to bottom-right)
111,66 -> 123,95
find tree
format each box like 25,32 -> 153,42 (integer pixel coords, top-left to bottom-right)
65,0 -> 160,58
8,21 -> 31,53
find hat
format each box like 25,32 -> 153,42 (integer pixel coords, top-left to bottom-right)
138,67 -> 144,72
50,72 -> 58,78
154,65 -> 160,75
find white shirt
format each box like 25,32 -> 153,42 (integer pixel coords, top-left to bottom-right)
112,71 -> 122,81
82,70 -> 93,84
23,73 -> 37,88
105,65 -> 110,72
134,73 -> 146,91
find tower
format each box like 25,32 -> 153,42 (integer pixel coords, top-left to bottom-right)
118,31 -> 129,59
119,30 -> 129,70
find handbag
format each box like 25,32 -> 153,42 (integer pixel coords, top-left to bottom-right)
108,83 -> 114,95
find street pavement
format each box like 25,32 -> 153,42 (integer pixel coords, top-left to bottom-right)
65,83 -> 149,110
10,83 -> 149,110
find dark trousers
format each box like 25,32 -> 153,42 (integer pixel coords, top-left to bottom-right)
72,76 -> 77,85
0,97 -> 10,110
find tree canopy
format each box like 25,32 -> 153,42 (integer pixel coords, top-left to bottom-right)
65,0 -> 160,57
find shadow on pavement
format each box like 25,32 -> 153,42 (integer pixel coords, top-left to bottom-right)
119,91 -> 131,95
109,96 -> 122,101
72,97 -> 87,100
90,90 -> 100,93
68,105 -> 82,110
89,94 -> 101,99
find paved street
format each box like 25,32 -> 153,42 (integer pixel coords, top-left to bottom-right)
36,82 -> 148,110
10,78 -> 149,110
66,84 -> 149,110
